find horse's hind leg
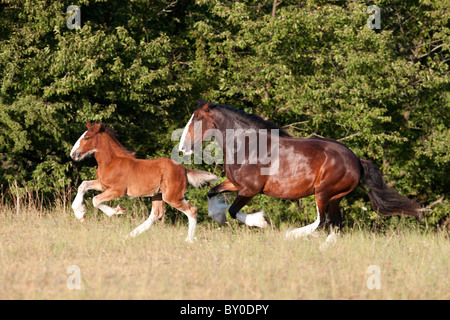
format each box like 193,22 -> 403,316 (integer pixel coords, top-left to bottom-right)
129,194 -> 164,238
72,180 -> 103,221
326,197 -> 344,229
321,197 -> 345,247
285,198 -> 327,239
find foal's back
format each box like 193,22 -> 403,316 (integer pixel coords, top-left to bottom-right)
99,155 -> 187,199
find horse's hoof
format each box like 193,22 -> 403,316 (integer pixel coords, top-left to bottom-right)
116,205 -> 127,214
185,237 -> 196,243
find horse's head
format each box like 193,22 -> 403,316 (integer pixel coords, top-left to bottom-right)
179,100 -> 217,155
70,122 -> 105,161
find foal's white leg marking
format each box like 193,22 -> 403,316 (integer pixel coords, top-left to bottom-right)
129,208 -> 157,238
72,180 -> 95,221
92,196 -> 125,217
179,113 -> 194,154
285,201 -> 321,239
70,131 -> 87,158
185,215 -> 197,243
208,196 -> 269,228
97,204 -> 118,217
172,204 -> 197,242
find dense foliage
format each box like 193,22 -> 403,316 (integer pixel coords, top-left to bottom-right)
0,0 -> 448,229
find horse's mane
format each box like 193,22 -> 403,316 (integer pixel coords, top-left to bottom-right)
101,125 -> 136,158
210,104 -> 291,137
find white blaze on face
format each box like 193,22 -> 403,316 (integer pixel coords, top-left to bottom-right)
70,131 -> 87,159
179,114 -> 194,155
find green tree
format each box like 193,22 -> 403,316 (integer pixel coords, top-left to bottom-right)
0,0 -> 448,228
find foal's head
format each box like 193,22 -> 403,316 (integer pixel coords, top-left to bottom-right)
70,122 -> 106,161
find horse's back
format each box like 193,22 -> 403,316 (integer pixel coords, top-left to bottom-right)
283,137 -> 360,170
263,137 -> 361,199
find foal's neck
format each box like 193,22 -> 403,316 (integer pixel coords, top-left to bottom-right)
94,134 -> 129,166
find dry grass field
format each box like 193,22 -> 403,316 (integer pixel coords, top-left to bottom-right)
0,205 -> 448,300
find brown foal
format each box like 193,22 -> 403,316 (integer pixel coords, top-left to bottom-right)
70,122 -> 217,242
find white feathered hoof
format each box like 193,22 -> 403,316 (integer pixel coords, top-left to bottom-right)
209,211 -> 228,226
208,196 -> 228,226
236,211 -> 270,228
72,204 -> 86,222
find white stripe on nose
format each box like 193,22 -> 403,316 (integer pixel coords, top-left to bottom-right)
179,114 -> 194,154
70,131 -> 87,158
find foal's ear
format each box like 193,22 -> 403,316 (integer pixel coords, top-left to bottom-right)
91,122 -> 106,133
98,123 -> 106,133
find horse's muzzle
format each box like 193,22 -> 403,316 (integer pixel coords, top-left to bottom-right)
70,150 -> 82,161
180,147 -> 194,156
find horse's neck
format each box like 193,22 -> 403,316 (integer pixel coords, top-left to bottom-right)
214,116 -> 280,162
214,117 -> 248,159
94,136 -> 123,167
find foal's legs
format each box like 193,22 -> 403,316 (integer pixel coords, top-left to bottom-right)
129,194 -> 164,238
72,180 -> 103,221
165,198 -> 198,242
92,189 -> 126,217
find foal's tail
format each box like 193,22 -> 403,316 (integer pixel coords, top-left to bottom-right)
359,159 -> 422,218
186,169 -> 219,188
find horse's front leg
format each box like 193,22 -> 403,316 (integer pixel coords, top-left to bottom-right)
207,179 -> 238,225
228,190 -> 269,228
207,179 -> 238,198
92,189 -> 126,217
72,180 -> 103,221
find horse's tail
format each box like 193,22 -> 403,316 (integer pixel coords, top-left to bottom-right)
186,169 -> 219,188
359,159 -> 422,218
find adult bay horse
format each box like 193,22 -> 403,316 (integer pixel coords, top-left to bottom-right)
70,122 -> 218,242
178,101 -> 421,240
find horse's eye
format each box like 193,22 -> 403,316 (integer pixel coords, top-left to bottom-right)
84,137 -> 90,141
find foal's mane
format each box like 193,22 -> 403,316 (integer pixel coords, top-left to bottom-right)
209,103 -> 291,137
101,125 -> 136,157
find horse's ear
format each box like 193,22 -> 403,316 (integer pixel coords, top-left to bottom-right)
197,99 -> 207,109
199,100 -> 212,111
86,121 -> 92,129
